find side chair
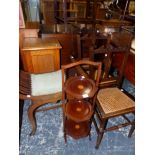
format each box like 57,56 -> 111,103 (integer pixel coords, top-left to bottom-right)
90,31 -> 135,149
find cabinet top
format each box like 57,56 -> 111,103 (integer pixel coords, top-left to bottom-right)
22,38 -> 62,51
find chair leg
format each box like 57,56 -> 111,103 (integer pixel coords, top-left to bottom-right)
95,119 -> 108,149
19,99 -> 24,143
64,132 -> 67,144
128,124 -> 135,137
27,101 -> 46,135
95,131 -> 104,149
27,104 -> 37,136
64,121 -> 67,144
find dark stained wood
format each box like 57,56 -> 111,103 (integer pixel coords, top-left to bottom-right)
64,76 -> 97,99
89,32 -> 135,149
98,19 -> 132,27
88,31 -> 134,88
61,60 -> 101,141
65,99 -> 93,122
112,52 -> 135,85
19,99 -> 24,143
65,119 -> 90,139
41,33 -> 81,65
72,31 -> 135,149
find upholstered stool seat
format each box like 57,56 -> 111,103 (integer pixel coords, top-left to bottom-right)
31,70 -> 62,96
97,87 -> 135,116
20,69 -> 63,135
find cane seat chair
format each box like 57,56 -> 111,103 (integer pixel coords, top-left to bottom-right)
19,70 -> 62,135
91,32 -> 135,149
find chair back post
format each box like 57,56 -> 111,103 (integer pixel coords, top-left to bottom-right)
108,32 -> 133,88
116,50 -> 129,88
77,34 -> 82,60
89,31 -> 133,88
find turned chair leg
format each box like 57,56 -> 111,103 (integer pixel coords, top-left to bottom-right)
95,119 -> 108,149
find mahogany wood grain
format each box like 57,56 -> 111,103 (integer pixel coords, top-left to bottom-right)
61,60 -> 101,141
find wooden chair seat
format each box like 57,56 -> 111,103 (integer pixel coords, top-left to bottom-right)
97,88 -> 135,117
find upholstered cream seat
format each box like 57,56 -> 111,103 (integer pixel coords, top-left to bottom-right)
31,70 -> 62,96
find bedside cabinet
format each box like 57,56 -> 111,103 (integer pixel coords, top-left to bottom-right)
21,37 -> 62,73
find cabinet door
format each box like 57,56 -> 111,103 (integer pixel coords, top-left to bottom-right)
22,49 -> 60,73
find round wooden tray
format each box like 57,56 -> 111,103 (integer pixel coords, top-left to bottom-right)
64,76 -> 97,99
65,99 -> 93,122
65,119 -> 90,139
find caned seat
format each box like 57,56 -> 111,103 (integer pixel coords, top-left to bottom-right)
97,88 -> 134,116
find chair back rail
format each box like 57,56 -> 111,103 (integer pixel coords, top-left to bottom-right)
89,32 -> 134,88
